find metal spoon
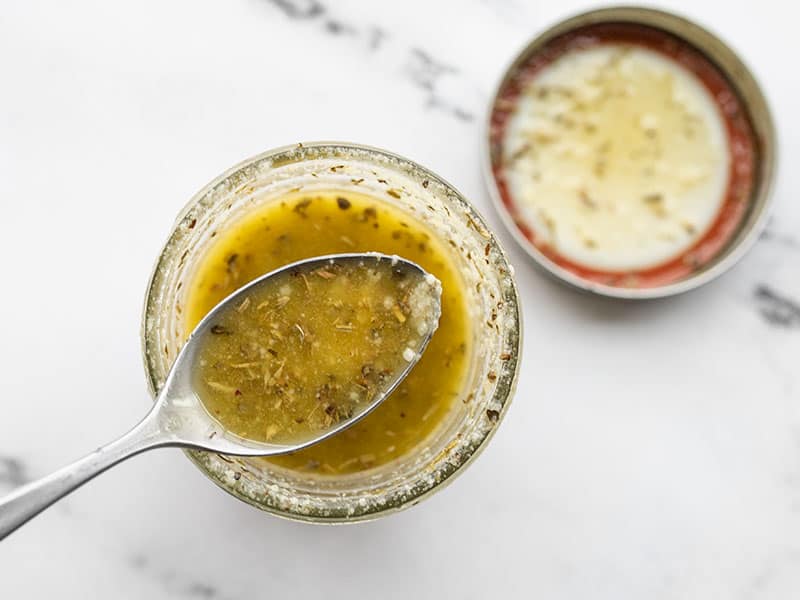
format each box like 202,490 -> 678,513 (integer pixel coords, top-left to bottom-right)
0,253 -> 441,540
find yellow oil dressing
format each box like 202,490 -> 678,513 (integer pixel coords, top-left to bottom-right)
185,191 -> 471,474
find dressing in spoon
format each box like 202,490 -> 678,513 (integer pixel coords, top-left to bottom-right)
0,253 -> 441,540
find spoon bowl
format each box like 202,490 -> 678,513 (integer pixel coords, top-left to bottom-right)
0,253 -> 441,540
157,252 -> 442,456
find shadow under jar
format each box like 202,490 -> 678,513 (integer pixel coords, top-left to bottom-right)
142,142 -> 521,522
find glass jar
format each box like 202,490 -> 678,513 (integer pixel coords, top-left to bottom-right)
142,142 -> 521,522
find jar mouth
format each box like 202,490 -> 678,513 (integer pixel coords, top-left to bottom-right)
142,141 -> 522,523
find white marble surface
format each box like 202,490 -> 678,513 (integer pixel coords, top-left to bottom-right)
1,0 -> 798,597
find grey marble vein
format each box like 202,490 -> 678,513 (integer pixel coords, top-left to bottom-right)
0,456 -> 28,488
405,48 -> 475,122
263,0 -> 356,37
367,26 -> 387,51
760,225 -> 800,251
128,553 -> 238,600
754,285 -> 800,329
742,549 -> 800,600
260,0 -> 476,121
264,0 -> 323,20
324,19 -> 357,36
262,0 -> 356,37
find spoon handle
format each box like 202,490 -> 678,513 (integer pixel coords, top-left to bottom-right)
0,410 -> 169,541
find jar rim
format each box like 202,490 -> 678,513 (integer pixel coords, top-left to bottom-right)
141,141 -> 522,523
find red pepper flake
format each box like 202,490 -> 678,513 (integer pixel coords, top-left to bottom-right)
234,389 -> 242,397
500,352 -> 511,360
188,218 -> 197,229
487,370 -> 497,382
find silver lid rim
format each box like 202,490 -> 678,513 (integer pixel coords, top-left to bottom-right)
481,5 -> 778,300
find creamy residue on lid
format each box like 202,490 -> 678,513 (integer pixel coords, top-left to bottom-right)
502,44 -> 730,272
